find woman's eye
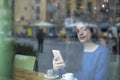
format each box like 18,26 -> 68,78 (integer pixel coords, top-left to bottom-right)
82,28 -> 87,31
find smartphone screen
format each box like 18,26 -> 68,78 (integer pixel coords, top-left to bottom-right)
52,50 -> 64,61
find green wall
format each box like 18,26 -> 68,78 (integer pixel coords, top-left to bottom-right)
0,0 -> 14,80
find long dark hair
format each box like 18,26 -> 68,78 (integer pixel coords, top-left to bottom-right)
87,27 -> 99,43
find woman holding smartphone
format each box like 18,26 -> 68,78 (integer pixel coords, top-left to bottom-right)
52,22 -> 110,80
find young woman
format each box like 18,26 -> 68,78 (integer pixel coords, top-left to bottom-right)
52,22 -> 110,80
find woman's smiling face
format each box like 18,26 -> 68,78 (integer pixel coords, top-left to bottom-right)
76,26 -> 92,43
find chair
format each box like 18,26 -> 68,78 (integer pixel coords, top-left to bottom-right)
110,61 -> 119,80
14,54 -> 36,71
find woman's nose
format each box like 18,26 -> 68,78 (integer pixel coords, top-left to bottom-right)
78,31 -> 83,36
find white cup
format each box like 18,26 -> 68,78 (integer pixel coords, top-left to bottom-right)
46,69 -> 54,77
62,73 -> 73,80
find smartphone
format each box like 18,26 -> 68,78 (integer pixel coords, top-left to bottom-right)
52,50 -> 64,61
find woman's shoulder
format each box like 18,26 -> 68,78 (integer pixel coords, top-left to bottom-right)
97,45 -> 109,55
98,45 -> 108,50
95,45 -> 108,53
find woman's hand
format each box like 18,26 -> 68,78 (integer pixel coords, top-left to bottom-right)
52,56 -> 65,71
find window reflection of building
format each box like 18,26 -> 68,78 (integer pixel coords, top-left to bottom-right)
32,0 -> 40,21
47,2 -> 55,22
66,0 -> 71,17
35,0 -> 40,3
14,0 -> 119,33
47,0 -> 64,26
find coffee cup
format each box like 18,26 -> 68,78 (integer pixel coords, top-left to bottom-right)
62,73 -> 73,80
46,69 -> 55,77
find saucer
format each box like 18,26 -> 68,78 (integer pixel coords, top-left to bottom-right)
44,74 -> 59,79
60,77 -> 78,80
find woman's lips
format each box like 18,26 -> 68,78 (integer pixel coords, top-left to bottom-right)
79,36 -> 86,40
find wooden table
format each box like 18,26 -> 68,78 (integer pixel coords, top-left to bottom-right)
13,68 -> 60,80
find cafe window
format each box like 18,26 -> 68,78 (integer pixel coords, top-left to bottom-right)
36,15 -> 40,20
35,0 -> 40,3
87,2 -> 93,13
76,0 -> 82,9
66,0 -> 70,17
21,16 -> 25,21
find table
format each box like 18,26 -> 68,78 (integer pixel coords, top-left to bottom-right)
13,68 -> 60,80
